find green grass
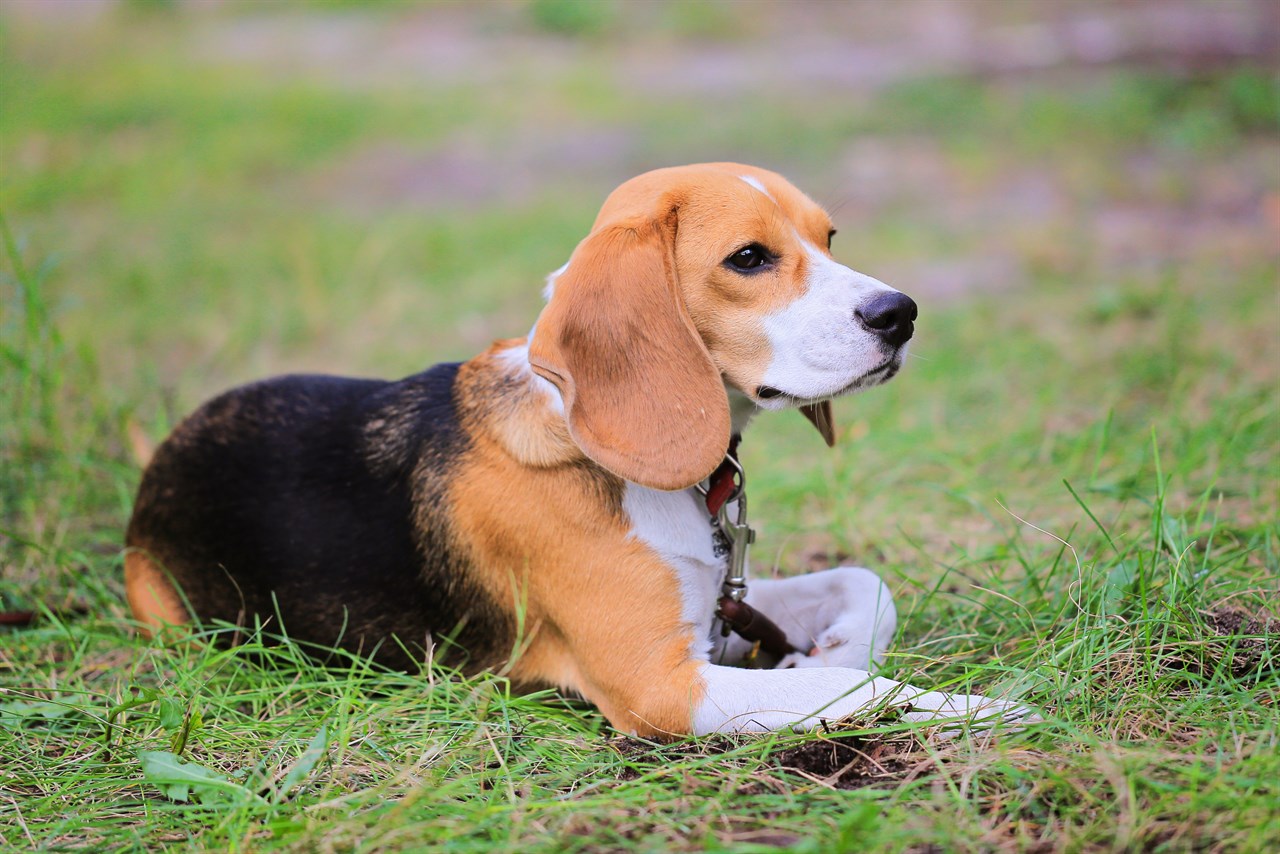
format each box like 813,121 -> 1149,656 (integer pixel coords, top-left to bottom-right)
2,5 -> 1278,851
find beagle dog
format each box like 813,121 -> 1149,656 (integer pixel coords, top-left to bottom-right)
126,163 -> 1029,738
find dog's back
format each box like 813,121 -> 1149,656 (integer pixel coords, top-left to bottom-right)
124,364 -> 514,670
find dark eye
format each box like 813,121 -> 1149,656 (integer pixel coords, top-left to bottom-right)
827,229 -> 837,250
725,244 -> 772,272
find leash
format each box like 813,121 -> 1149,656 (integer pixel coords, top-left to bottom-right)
697,439 -> 800,660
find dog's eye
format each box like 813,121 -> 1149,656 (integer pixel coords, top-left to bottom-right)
827,229 -> 837,250
725,244 -> 772,272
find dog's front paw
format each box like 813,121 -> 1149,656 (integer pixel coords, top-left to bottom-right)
777,623 -> 880,671
900,692 -> 1043,734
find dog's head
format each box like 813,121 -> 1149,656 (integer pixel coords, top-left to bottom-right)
529,163 -> 916,490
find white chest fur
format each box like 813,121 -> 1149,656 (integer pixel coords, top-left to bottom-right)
621,483 -> 728,660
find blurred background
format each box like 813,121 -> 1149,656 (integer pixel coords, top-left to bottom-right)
2,0 -> 1277,606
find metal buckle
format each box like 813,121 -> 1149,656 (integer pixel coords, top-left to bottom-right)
718,493 -> 754,604
701,452 -> 755,638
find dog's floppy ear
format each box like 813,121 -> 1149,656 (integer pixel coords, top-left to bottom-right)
528,209 -> 730,490
800,401 -> 836,447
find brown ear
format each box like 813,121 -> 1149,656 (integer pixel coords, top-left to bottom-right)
528,212 -> 730,490
800,401 -> 836,447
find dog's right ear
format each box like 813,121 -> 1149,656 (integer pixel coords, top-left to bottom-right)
528,210 -> 731,490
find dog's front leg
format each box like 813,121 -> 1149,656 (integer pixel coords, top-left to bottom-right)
717,566 -> 897,671
692,663 -> 1031,734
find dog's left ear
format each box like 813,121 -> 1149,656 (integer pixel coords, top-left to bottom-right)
528,208 -> 731,490
800,401 -> 836,447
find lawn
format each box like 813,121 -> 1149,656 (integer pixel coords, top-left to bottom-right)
2,2 -> 1277,851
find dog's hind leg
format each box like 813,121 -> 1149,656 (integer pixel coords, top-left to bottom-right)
124,550 -> 190,638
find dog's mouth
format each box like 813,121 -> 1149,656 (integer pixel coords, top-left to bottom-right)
755,357 -> 901,406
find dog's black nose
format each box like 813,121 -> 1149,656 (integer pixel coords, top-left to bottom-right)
855,292 -> 917,347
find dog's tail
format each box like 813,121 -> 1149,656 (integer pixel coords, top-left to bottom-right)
126,418 -> 156,468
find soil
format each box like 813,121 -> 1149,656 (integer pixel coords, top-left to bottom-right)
769,731 -> 927,790
609,726 -> 930,792
1201,606 -> 1278,678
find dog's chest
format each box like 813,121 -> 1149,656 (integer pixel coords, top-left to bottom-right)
621,484 -> 728,651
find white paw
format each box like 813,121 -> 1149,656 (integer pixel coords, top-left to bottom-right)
900,693 -> 1043,733
776,624 -> 877,670
777,650 -> 811,669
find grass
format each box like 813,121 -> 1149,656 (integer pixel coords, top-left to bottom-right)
2,4 -> 1278,851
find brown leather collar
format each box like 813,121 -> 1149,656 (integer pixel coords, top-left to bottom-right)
703,435 -> 741,516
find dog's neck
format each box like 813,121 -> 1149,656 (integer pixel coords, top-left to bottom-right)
725,384 -> 759,437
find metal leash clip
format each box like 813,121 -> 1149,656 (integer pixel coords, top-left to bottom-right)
711,455 -> 755,636
699,452 -> 798,658
717,499 -> 753,603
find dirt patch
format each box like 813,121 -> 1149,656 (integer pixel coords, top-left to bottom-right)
1201,606 -> 1278,678
608,727 -> 931,792
1094,603 -> 1279,699
771,731 -> 927,790
1204,606 -> 1277,637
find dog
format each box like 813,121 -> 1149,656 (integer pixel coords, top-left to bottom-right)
125,163 -> 1031,738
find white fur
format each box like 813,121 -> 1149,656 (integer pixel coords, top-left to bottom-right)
718,567 -> 897,671
497,338 -> 564,416
725,384 -> 760,436
542,261 -> 569,301
693,662 -> 1030,734
738,174 -> 773,200
618,488 -> 1034,734
758,240 -> 902,408
684,562 -> 1034,734
622,483 -> 725,661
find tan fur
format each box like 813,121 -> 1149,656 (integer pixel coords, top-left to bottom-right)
529,212 -> 731,491
453,353 -> 705,736
465,339 -> 582,469
549,163 -> 841,448
124,550 -> 189,637
126,419 -> 155,467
